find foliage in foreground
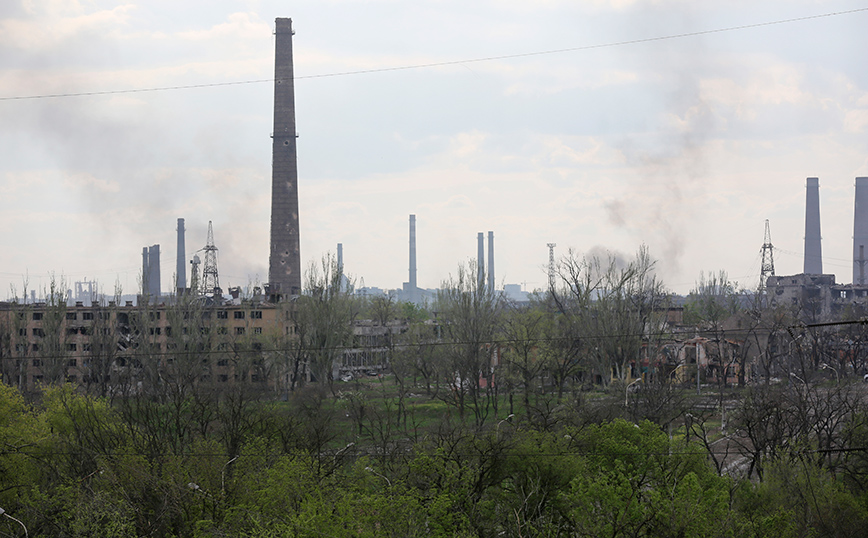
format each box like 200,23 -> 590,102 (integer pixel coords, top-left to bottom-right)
2,383 -> 868,537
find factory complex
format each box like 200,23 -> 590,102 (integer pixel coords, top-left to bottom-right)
2,17 -> 868,396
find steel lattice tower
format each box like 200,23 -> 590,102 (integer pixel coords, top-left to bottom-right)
547,243 -> 557,290
190,254 -> 201,294
760,219 -> 775,292
202,221 -> 220,296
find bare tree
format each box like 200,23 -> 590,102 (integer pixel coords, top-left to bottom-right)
552,246 -> 668,387
434,262 -> 503,430
391,319 -> 440,398
295,254 -> 357,389
35,277 -> 70,386
82,296 -> 120,399
501,300 -> 551,422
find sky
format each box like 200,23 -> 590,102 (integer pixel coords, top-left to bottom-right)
1,0 -> 867,299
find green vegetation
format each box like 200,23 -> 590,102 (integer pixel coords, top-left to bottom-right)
1,378 -> 868,537
4,252 -> 868,536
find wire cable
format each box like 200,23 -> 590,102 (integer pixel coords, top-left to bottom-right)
1,7 -> 866,102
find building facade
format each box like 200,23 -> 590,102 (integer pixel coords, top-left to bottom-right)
0,298 -> 289,394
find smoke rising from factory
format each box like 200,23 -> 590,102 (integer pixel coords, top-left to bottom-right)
1,3 -> 866,297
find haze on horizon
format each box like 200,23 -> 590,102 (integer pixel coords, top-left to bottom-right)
1,0 -> 867,299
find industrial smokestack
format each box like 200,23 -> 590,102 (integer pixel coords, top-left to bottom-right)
477,232 -> 485,291
148,245 -> 161,298
176,218 -> 187,294
804,178 -> 822,275
267,18 -> 302,300
487,231 -> 495,293
855,177 -> 868,285
142,247 -> 149,295
409,215 -> 417,296
337,243 -> 343,273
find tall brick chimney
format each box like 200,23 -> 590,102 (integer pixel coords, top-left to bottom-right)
268,18 -> 302,300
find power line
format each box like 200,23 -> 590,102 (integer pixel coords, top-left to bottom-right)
1,6 -> 866,102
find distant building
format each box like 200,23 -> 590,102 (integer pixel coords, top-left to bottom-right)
0,299 -> 287,394
766,273 -> 868,322
503,284 -> 528,303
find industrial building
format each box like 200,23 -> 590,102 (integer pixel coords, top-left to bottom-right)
767,177 -> 868,321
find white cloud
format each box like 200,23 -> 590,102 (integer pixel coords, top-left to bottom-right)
62,172 -> 120,193
1,0 -> 867,297
176,12 -> 270,42
0,2 -> 134,51
844,109 -> 868,133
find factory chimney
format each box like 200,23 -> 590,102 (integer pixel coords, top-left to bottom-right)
409,215 -> 417,299
148,245 -> 161,299
487,231 -> 495,293
337,243 -> 343,273
176,218 -> 187,294
142,247 -> 149,296
804,178 -> 822,275
854,177 -> 868,285
267,18 -> 302,301
477,232 -> 485,291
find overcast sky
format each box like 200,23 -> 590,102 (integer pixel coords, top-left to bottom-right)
1,0 -> 867,299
